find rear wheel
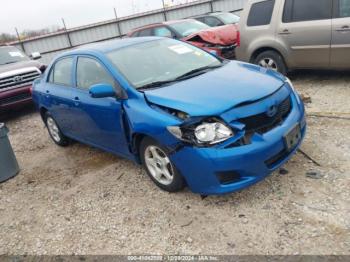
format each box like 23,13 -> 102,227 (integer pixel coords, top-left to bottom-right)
253,50 -> 287,75
44,112 -> 69,147
140,137 -> 185,192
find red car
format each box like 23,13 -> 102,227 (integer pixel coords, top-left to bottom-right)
0,45 -> 45,113
128,19 -> 238,59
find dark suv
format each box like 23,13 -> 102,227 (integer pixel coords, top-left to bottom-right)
0,45 -> 45,113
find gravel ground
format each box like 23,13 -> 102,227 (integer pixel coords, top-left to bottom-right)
0,71 -> 349,255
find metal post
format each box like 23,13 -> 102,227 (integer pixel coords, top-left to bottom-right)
161,0 -> 167,21
62,18 -> 73,47
210,0 -> 214,13
114,8 -> 122,38
14,28 -> 26,53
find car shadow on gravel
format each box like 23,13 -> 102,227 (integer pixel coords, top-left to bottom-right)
0,104 -> 37,123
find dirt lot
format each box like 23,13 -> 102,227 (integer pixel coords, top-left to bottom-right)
0,71 -> 349,255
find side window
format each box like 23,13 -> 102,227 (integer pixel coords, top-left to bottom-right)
138,28 -> 153,37
283,0 -> 332,23
204,17 -> 224,27
153,27 -> 173,37
247,0 -> 275,26
76,57 -> 114,90
49,57 -> 73,86
334,0 -> 350,18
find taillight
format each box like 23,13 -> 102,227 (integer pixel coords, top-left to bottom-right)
236,30 -> 241,47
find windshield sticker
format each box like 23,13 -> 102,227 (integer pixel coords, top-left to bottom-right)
168,45 -> 193,54
9,52 -> 25,58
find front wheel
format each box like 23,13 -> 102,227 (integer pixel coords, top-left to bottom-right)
253,50 -> 287,75
140,137 -> 185,192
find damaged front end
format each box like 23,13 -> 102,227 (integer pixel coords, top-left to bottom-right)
183,24 -> 238,59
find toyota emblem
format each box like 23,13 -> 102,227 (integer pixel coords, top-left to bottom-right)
266,105 -> 278,117
13,75 -> 23,83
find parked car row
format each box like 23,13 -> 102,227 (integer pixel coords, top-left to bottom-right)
3,1 -> 350,194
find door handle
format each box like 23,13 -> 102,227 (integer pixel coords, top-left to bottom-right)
73,96 -> 80,106
336,25 -> 350,32
279,29 -> 291,35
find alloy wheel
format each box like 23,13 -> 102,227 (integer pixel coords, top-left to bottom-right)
47,117 -> 61,143
258,58 -> 278,71
144,145 -> 174,186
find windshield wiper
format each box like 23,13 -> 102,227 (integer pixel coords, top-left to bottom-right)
174,64 -> 224,80
138,79 -> 180,90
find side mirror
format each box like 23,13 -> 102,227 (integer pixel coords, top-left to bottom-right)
30,52 -> 41,60
89,83 -> 116,98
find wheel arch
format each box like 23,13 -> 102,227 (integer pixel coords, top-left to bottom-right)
250,47 -> 285,64
39,107 -> 48,122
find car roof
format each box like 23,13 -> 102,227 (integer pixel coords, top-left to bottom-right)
192,12 -> 228,18
61,37 -> 163,55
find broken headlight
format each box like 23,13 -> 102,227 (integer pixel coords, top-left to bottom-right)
167,119 -> 233,146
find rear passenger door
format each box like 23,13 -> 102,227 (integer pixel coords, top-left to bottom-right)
331,0 -> 350,68
277,0 -> 332,68
46,57 -> 76,135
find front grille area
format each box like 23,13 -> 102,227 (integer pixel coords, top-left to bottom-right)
238,96 -> 292,134
221,45 -> 236,59
0,70 -> 40,91
0,92 -> 31,105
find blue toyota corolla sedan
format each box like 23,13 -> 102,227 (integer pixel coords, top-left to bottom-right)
32,37 -> 306,195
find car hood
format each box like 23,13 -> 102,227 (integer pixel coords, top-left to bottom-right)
183,24 -> 237,45
0,60 -> 42,74
144,62 -> 286,117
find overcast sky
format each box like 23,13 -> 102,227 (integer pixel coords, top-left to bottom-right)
0,0 -> 191,34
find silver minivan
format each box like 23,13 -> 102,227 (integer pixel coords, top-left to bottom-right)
236,0 -> 350,74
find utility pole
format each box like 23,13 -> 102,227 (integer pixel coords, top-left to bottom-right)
14,28 -> 26,53
161,0 -> 167,21
62,18 -> 73,47
114,8 -> 122,37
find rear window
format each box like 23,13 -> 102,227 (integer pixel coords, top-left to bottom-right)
247,0 -> 275,26
283,0 -> 332,23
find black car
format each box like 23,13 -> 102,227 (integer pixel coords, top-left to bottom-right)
192,12 -> 240,27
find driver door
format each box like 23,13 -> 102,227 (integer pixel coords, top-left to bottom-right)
70,56 -> 129,154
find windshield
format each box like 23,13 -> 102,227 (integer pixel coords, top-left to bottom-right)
215,13 -> 240,24
169,20 -> 210,37
106,39 -> 222,89
0,47 -> 29,65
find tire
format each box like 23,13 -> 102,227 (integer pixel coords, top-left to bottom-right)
253,50 -> 287,75
140,137 -> 185,192
44,112 -> 69,147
